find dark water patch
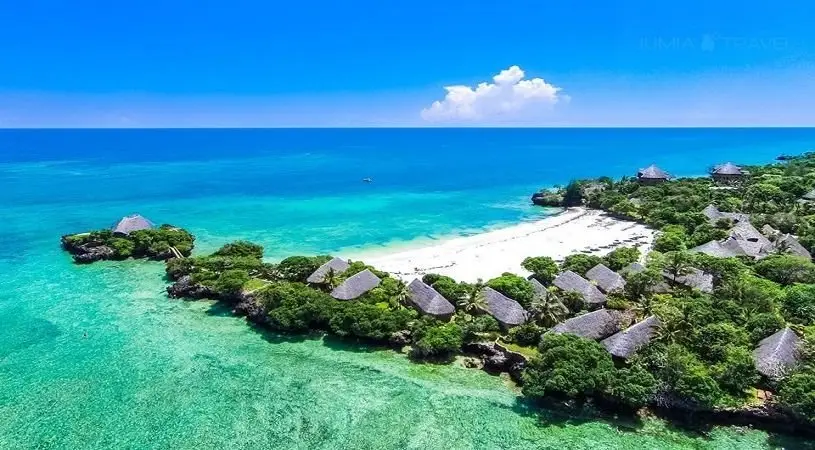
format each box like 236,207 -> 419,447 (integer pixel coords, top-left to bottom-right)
0,316 -> 62,359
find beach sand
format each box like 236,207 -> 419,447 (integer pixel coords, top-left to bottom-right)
354,208 -> 655,282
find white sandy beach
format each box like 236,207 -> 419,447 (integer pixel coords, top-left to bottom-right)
354,208 -> 655,283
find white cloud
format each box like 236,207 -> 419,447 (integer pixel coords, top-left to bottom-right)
421,65 -> 565,122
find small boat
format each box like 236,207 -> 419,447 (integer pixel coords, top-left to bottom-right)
362,177 -> 373,183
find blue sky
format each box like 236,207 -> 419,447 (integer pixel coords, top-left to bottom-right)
1,0 -> 814,127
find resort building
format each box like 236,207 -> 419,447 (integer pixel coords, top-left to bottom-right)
551,309 -> 631,341
330,269 -> 381,300
307,257 -> 351,284
636,165 -> 671,185
406,279 -> 455,321
753,327 -> 801,381
529,278 -> 548,298
701,204 -> 750,225
482,287 -> 527,328
601,316 -> 661,360
585,264 -> 626,294
112,214 -> 154,235
552,270 -> 608,305
711,162 -> 747,184
661,268 -> 713,293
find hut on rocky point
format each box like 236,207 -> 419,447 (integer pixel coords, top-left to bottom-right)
111,214 -> 154,235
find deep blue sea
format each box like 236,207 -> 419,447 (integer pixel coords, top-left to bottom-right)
1,128 -> 814,449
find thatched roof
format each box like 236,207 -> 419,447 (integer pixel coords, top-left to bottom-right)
663,268 -> 713,293
761,224 -> 780,238
406,279 -> 455,319
111,214 -> 154,235
692,237 -> 754,259
482,287 -> 527,328
753,327 -> 801,381
553,270 -> 607,305
712,162 -> 745,176
601,316 -> 661,359
637,165 -> 670,180
551,309 -> 630,341
701,204 -> 749,224
586,264 -> 626,293
306,257 -> 351,284
530,278 -> 548,297
620,262 -> 645,276
803,189 -> 815,201
330,269 -> 381,300
776,234 -> 813,260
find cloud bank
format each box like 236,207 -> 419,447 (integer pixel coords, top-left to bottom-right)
421,66 -> 565,123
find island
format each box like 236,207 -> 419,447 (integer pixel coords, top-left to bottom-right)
61,214 -> 195,263
97,153 -> 815,437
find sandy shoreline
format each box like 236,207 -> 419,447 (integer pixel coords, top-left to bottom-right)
349,208 -> 655,282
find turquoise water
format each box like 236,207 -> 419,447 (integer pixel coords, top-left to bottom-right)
3,128 -> 815,448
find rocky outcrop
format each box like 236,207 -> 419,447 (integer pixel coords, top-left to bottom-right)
463,341 -> 528,383
531,190 -> 563,207
61,236 -> 116,264
167,275 -> 216,300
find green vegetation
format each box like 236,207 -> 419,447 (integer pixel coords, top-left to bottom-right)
62,225 -> 195,262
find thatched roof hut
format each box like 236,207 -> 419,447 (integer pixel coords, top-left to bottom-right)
663,268 -> 713,293
776,234 -> 813,260
753,327 -> 801,381
111,214 -> 154,235
601,316 -> 660,359
553,270 -> 607,305
530,278 -> 548,297
802,189 -> 815,202
482,287 -> 527,328
586,264 -> 626,294
701,204 -> 749,224
306,257 -> 351,284
620,262 -> 645,276
551,309 -> 630,341
406,279 -> 455,320
330,269 -> 381,300
692,237 -> 754,259
636,165 -> 670,184
711,162 -> 746,183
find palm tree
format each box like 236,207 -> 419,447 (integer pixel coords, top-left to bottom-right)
458,279 -> 487,314
664,251 -> 694,286
388,281 -> 410,310
323,268 -> 340,291
528,288 -> 569,327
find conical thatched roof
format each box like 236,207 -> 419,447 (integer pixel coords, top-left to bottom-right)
111,214 -> 154,235
330,269 -> 381,300
551,309 -> 630,341
585,264 -> 626,294
553,270 -> 607,305
482,287 -> 527,328
602,316 -> 660,359
307,257 -> 351,284
406,279 -> 455,319
712,162 -> 745,176
753,327 -> 801,381
637,165 -> 670,180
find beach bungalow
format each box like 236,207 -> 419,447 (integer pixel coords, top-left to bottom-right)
636,165 -> 671,185
406,279 -> 455,320
330,269 -> 381,300
601,316 -> 660,360
585,264 -> 626,294
551,309 -> 630,341
662,268 -> 713,293
753,327 -> 801,381
701,204 -> 749,225
552,270 -> 607,306
711,162 -> 747,184
482,287 -> 527,328
775,234 -> 813,260
306,257 -> 351,284
112,214 -> 154,235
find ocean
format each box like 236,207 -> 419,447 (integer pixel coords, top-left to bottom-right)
1,128 -> 814,449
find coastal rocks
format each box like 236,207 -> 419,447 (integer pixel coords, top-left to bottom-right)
167,275 -> 216,300
389,330 -> 412,346
531,190 -> 563,207
60,236 -> 116,264
463,341 -> 528,383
